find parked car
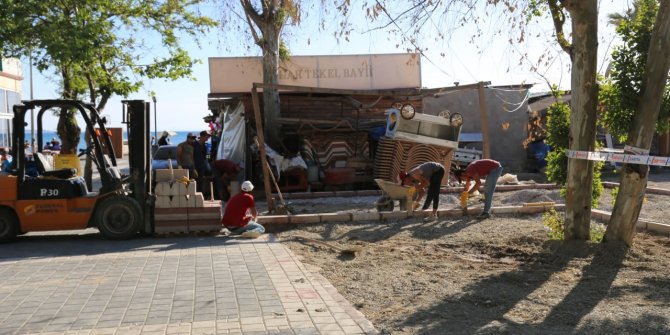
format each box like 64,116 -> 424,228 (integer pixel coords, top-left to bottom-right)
152,145 -> 177,171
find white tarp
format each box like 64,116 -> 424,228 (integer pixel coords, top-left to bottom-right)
217,102 -> 246,165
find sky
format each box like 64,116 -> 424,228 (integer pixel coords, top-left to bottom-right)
22,1 -> 631,132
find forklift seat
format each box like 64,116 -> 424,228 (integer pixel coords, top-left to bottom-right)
34,152 -> 77,179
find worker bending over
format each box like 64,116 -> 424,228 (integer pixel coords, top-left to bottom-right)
399,161 -> 445,222
452,159 -> 503,219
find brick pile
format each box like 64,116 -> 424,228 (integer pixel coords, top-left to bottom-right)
153,169 -> 221,234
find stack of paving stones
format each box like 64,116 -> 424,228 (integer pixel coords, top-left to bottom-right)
154,169 -> 221,234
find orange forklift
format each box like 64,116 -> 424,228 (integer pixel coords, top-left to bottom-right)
0,99 -> 154,242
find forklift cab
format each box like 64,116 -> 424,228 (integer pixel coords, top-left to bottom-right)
9,100 -> 123,197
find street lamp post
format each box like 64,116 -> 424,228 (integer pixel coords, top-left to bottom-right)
152,96 -> 157,144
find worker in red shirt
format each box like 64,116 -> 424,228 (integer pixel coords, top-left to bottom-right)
452,159 -> 503,219
212,159 -> 241,202
221,181 -> 265,238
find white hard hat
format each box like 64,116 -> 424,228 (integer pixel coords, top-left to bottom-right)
241,180 -> 254,192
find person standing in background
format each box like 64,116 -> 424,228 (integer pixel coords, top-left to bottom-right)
212,158 -> 241,215
193,130 -> 211,193
158,131 -> 171,146
452,159 -> 503,220
176,133 -> 196,179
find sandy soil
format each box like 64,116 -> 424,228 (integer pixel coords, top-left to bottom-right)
274,171 -> 670,334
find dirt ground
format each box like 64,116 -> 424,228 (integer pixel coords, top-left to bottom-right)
271,171 -> 670,334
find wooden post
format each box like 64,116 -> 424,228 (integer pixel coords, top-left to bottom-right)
477,82 -> 491,159
251,85 -> 276,211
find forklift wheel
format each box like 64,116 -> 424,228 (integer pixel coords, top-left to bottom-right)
95,196 -> 142,239
0,207 -> 19,243
375,196 -> 395,212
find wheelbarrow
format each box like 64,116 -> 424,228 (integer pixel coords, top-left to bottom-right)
374,178 -> 417,212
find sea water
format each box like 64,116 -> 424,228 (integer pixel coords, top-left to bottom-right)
24,130 -> 209,152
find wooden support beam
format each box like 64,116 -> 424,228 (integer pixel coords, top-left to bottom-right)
251,86 -> 275,211
477,81 -> 491,159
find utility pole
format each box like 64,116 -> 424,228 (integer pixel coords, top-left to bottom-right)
29,53 -> 35,154
152,96 -> 157,144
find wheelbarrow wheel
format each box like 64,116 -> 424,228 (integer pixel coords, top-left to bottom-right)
375,195 -> 394,212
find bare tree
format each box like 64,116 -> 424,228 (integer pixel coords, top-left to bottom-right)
605,0 -> 670,245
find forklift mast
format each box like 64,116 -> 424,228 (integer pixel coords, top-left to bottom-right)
121,100 -> 153,234
11,100 -> 120,187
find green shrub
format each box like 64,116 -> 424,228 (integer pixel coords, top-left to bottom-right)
543,209 -> 564,240
543,209 -> 606,242
611,186 -> 619,206
590,223 -> 606,243
545,87 -> 603,207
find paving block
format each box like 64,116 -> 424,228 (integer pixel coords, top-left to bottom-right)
187,193 -> 205,208
319,212 -> 352,223
289,214 -> 321,224
155,195 -> 173,208
257,215 -> 290,225
155,181 -> 178,196
175,195 -> 189,208
177,181 -> 197,196
356,190 -> 381,196
155,169 -> 188,182
154,208 -> 188,233
188,203 -> 220,219
351,212 -> 380,222
647,221 -> 670,234
380,211 -> 408,221
334,191 -> 357,197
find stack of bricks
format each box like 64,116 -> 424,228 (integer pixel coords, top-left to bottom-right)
153,169 -> 221,234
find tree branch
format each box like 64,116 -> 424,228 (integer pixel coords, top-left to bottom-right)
548,0 -> 573,56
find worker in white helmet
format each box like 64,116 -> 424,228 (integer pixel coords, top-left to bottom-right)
221,180 -> 265,238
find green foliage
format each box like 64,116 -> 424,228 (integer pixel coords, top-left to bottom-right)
611,186 -> 619,206
545,86 -> 603,207
599,0 -> 670,142
543,209 -> 606,242
590,223 -> 606,242
545,88 -> 570,187
0,0 -> 216,107
543,209 -> 564,240
279,41 -> 291,62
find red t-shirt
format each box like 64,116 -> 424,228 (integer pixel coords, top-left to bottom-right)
213,159 -> 238,175
221,192 -> 255,229
466,159 -> 501,177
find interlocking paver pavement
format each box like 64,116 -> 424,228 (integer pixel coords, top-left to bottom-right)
0,230 -> 377,334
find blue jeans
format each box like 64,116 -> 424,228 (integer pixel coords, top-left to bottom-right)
227,221 -> 265,235
482,166 -> 503,215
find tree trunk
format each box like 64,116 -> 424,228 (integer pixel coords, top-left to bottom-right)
58,68 -> 81,155
563,0 -> 599,240
261,22 -> 282,148
56,109 -> 81,155
605,1 -> 670,245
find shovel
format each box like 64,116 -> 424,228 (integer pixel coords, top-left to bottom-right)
266,161 -> 293,215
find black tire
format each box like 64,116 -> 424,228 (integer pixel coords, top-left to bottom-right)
376,196 -> 394,212
95,196 -> 142,239
0,207 -> 19,243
